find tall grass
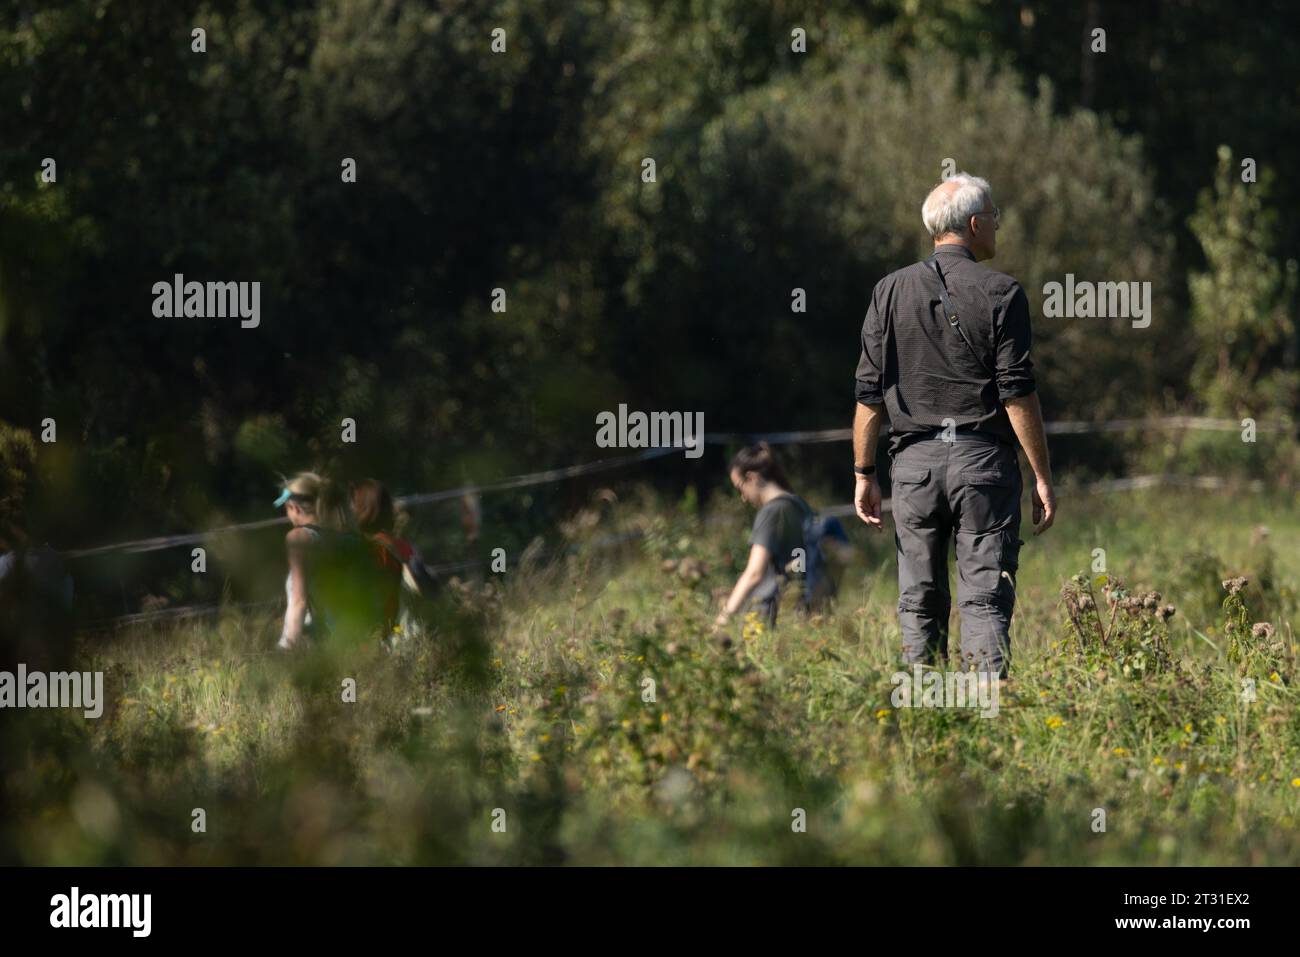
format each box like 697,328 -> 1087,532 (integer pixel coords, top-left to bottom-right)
3,486 -> 1298,865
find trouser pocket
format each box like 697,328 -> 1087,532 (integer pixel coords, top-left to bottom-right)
953,451 -> 1022,612
890,462 -> 949,613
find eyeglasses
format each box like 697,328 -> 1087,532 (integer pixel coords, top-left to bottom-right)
973,206 -> 1001,229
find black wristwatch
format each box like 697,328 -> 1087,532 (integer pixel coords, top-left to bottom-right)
853,465 -> 876,476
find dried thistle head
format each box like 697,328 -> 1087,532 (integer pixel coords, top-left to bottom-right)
1222,576 -> 1248,596
1101,576 -> 1127,605
1155,604 -> 1176,623
1251,622 -> 1275,640
676,556 -> 706,581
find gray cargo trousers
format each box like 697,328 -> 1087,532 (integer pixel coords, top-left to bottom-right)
890,431 -> 1024,677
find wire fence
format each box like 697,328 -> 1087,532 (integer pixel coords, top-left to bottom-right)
66,416 -> 1287,561
61,415 -> 1290,629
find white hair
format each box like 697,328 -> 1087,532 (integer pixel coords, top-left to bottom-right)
921,173 -> 993,239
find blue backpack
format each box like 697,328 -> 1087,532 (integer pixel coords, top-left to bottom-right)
792,503 -> 849,611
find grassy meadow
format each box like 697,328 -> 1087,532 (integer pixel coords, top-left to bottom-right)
7,483 -> 1300,866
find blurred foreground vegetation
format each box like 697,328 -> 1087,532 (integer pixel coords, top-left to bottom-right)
3,484 -> 1299,865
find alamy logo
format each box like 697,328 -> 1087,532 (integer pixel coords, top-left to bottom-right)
595,404 -> 704,459
1041,275 -> 1151,328
890,664 -> 1000,718
50,887 -> 151,937
152,274 -> 261,328
0,665 -> 104,718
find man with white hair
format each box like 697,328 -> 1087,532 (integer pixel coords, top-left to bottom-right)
851,173 -> 1056,678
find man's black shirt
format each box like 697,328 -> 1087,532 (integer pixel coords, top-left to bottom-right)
854,243 -> 1036,454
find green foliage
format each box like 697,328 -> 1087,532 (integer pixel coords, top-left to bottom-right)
600,42 -> 1173,427
0,421 -> 36,544
1,0 -> 614,544
232,414 -> 292,473
4,487 -> 1300,865
2,1 -> 1255,555
1188,146 -> 1299,419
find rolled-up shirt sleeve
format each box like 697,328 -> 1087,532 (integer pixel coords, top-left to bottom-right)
993,283 -> 1036,401
855,284 -> 884,406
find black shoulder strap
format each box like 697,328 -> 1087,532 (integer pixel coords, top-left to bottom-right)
924,255 -> 993,376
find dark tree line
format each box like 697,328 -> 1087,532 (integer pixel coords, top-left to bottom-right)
0,0 -> 1295,555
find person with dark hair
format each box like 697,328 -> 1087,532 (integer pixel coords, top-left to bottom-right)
349,478 -> 432,642
714,442 -> 814,631
350,478 -> 395,538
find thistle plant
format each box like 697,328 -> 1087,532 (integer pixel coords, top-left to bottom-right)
1061,573 -> 1176,676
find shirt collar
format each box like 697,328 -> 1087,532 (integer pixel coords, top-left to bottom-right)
934,243 -> 976,261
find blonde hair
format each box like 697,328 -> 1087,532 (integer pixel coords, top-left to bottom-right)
281,471 -> 355,531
